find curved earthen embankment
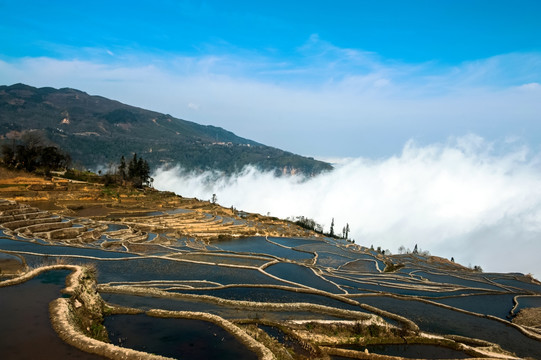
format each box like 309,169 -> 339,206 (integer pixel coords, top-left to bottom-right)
320,346 -> 486,360
2,216 -> 62,230
1,265 -> 279,360
146,309 -> 274,360
98,284 -> 374,321
49,298 -> 174,360
350,291 -> 541,343
322,343 -> 519,360
99,277 -> 420,332
0,265 -> 173,359
0,264 -> 81,289
279,319 -> 508,360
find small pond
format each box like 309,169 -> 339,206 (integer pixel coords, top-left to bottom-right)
414,271 -> 506,291
173,286 -> 367,313
431,294 -> 516,319
332,277 -> 456,297
317,252 -> 357,268
268,237 -> 322,248
265,262 -> 342,293
104,314 -> 258,360
0,270 -> 103,359
177,252 -> 271,267
490,277 -> 541,294
105,223 -> 129,232
101,292 -> 345,321
259,324 -> 311,357
514,295 -> 541,313
214,236 -> 314,260
338,259 -> 379,272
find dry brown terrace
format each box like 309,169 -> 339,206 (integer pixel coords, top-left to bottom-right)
0,170 -> 321,247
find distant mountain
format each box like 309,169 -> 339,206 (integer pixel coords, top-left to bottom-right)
0,84 -> 332,175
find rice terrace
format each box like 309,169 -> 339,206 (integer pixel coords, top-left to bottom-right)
2,2 -> 541,359
1,170 -> 541,359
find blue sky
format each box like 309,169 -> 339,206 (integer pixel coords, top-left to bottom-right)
1,0 -> 540,158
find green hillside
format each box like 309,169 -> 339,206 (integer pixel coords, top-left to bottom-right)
0,84 -> 332,174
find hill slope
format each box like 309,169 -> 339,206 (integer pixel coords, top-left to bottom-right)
0,83 -> 331,174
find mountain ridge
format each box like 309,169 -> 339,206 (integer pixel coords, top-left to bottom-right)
0,83 -> 332,175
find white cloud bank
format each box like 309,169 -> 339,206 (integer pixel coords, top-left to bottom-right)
153,135 -> 541,278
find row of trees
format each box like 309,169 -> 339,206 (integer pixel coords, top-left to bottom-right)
119,154 -> 152,188
397,244 -> 430,256
290,216 -> 353,241
370,245 -> 391,255
103,153 -> 152,188
0,132 -> 153,190
1,131 -> 153,188
292,216 -> 324,233
329,218 -> 350,240
1,133 -> 70,174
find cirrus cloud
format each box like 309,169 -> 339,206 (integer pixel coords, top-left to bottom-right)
1,40 -> 540,158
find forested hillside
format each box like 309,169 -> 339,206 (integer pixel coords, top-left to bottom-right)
0,84 -> 332,175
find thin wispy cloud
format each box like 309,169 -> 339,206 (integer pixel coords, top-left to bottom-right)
1,41 -> 540,158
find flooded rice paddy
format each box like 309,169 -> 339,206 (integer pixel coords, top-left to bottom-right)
355,295 -> 541,358
105,314 -> 258,360
0,270 -> 103,359
2,199 -> 541,359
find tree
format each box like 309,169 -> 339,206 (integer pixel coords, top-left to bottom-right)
451,257 -> 455,263
128,153 -> 138,180
398,245 -> 406,254
139,158 -> 151,186
124,153 -> 152,188
118,156 -> 127,180
41,146 -> 70,174
413,244 -> 419,254
345,223 -> 350,239
137,156 -> 146,181
211,193 -> 217,204
1,143 -> 15,167
1,133 -> 69,174
329,218 -> 335,237
15,143 -> 39,171
292,216 -> 323,233
21,131 -> 44,150
473,265 -> 483,272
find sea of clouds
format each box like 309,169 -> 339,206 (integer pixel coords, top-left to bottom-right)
153,135 -> 541,278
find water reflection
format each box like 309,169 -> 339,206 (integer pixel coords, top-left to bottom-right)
105,314 -> 258,360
